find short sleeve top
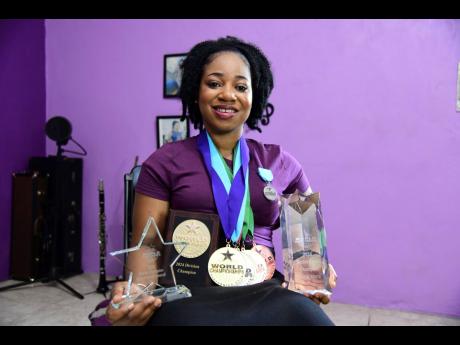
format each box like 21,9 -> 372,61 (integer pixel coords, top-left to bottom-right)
135,135 -> 310,249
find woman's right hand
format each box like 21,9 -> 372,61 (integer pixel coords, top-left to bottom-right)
106,281 -> 162,326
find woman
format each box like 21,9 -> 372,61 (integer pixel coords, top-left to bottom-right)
106,36 -> 337,326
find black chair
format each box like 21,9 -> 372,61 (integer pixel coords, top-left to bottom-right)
123,157 -> 142,279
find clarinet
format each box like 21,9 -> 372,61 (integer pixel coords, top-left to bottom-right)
96,179 -> 109,294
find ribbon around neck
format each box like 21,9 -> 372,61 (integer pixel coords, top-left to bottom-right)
197,130 -> 253,243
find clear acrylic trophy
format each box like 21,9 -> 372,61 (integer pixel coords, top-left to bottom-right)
109,216 -> 192,306
280,191 -> 332,296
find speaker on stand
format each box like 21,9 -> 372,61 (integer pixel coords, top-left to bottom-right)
28,156 -> 83,278
0,116 -> 87,300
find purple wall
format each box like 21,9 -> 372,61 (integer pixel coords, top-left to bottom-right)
0,20 -> 46,280
45,19 -> 460,317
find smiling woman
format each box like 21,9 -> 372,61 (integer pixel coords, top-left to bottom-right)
101,36 -> 337,326
197,51 -> 253,158
180,36 -> 274,134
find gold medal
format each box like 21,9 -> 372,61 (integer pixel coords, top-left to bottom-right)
172,219 -> 211,258
242,249 -> 267,285
208,247 -> 246,287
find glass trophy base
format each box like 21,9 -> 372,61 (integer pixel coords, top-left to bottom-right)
301,289 -> 332,296
287,284 -> 332,297
119,284 -> 192,306
148,284 -> 192,303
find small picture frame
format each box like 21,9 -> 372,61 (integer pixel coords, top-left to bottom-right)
156,115 -> 190,148
163,53 -> 187,98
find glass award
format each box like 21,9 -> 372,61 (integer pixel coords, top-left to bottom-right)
280,191 -> 332,296
108,216 -> 192,306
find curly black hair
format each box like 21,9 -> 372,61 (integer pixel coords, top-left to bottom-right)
179,36 -> 274,133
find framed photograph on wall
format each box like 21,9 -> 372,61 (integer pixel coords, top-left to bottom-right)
163,53 -> 187,98
156,115 -> 190,148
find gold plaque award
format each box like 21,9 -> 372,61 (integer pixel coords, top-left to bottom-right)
172,219 -> 211,258
160,209 -> 220,287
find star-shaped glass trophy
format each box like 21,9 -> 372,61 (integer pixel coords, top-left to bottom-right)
108,216 -> 192,306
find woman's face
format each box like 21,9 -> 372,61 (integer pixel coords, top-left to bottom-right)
198,51 -> 252,135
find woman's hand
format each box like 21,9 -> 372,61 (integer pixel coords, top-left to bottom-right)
282,263 -> 338,305
328,263 -> 338,289
106,281 -> 162,326
306,264 -> 337,305
106,194 -> 168,325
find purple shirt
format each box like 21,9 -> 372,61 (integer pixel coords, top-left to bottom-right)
135,135 -> 310,249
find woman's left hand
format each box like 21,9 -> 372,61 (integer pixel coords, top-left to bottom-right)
307,264 -> 338,305
281,263 -> 338,305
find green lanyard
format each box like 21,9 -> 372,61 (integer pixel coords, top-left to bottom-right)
218,150 -> 254,243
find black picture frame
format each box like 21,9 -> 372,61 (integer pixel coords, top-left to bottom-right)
163,53 -> 187,98
156,115 -> 190,148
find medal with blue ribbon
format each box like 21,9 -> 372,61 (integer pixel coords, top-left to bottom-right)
198,130 -> 255,286
257,167 -> 278,201
197,130 -> 254,244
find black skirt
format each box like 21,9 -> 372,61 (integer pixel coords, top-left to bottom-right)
147,271 -> 334,326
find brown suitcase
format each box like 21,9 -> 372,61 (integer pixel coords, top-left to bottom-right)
10,171 -> 50,280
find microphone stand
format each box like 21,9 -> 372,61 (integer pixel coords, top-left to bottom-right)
0,146 -> 84,300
